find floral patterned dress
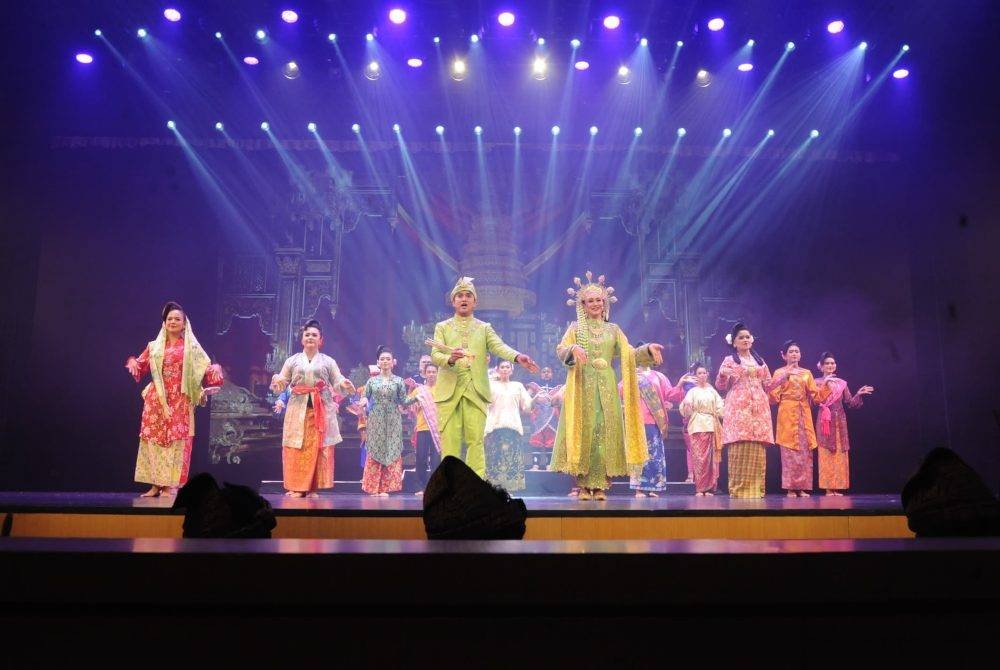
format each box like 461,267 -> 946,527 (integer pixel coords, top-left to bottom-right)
716,354 -> 773,498
362,375 -> 417,495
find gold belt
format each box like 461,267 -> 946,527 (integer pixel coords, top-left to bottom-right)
589,358 -> 609,370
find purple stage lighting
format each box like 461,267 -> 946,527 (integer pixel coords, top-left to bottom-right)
281,10 -> 299,24
892,68 -> 910,79
75,52 -> 94,64
243,56 -> 260,65
707,18 -> 725,31
574,60 -> 590,71
737,62 -> 753,72
407,57 -> 424,68
603,15 -> 621,30
388,8 -> 407,24
163,8 -> 181,22
827,20 -> 845,34
498,11 -> 515,27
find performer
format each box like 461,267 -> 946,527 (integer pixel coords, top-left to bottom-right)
126,301 -> 222,497
815,351 -> 874,496
619,361 -> 686,497
362,345 -> 418,496
679,364 -> 725,495
769,341 -> 831,497
550,271 -> 664,502
484,360 -> 534,492
716,322 -> 777,498
408,362 -> 442,496
270,319 -> 355,498
407,354 -> 433,386
429,277 -> 538,478
527,366 -> 564,470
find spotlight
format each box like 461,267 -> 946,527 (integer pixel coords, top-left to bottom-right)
407,57 -> 424,68
255,29 -> 267,41
261,122 -> 270,131
737,63 -> 754,72
551,125 -> 560,136
902,44 -> 910,52
723,128 -> 732,137
137,28 -> 148,39
603,15 -> 621,30
388,8 -> 407,25
786,41 -> 795,50
677,127 -> 687,137
859,41 -> 868,50
513,126 -> 522,136
589,126 -> 598,136
215,122 -> 224,131
75,53 -> 94,64
94,29 -> 102,37
163,8 -> 181,22
450,59 -> 467,81
574,60 -> 590,71
435,125 -> 445,135
365,61 -> 381,80
707,18 -> 725,31
810,129 -> 820,138
166,120 -> 175,130
571,38 -> 581,48
470,34 -> 480,43
243,56 -> 260,65
433,36 -> 440,44
214,32 -> 222,39
676,40 -> 684,47
498,11 -> 515,27
892,68 -> 910,79
532,57 -> 548,80
640,37 -> 648,46
281,10 -> 299,24
616,65 -> 631,84
747,38 -> 755,46
282,61 -> 300,79
307,122 -> 317,132
634,127 -> 643,137
537,37 -> 546,46
393,123 -> 401,133
827,20 -> 845,34
474,125 -> 483,135
767,129 -> 775,137
696,69 -> 712,87
328,33 -> 337,42
351,123 -> 361,133
366,33 -> 375,42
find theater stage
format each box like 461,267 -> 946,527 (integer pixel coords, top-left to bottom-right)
1,491 -> 912,540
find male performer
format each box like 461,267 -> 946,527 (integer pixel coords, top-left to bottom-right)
430,277 -> 538,478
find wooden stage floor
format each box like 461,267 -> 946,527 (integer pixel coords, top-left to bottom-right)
1,491 -> 913,540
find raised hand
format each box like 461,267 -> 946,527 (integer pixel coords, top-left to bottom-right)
516,354 -> 540,374
126,358 -> 140,378
270,374 -> 288,393
648,343 -> 664,366
857,385 -> 874,395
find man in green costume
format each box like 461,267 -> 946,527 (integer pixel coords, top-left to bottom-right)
430,277 -> 539,478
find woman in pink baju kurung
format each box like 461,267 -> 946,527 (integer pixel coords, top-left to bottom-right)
716,323 -> 777,498
126,302 -> 222,498
769,341 -> 831,497
814,351 -> 874,495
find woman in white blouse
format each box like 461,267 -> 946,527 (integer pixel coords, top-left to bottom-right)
484,360 -> 534,491
679,364 -> 725,496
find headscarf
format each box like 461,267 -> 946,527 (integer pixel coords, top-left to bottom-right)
147,316 -> 211,417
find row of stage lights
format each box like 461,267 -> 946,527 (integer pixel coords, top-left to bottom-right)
167,120 -> 822,140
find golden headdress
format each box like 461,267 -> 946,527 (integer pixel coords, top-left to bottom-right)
564,270 -> 617,348
449,276 -> 478,302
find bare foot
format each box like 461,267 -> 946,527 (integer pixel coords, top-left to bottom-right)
568,488 -> 580,497
832,491 -> 844,497
648,492 -> 659,498
578,488 -> 593,501
378,492 -> 389,497
825,490 -> 834,496
705,491 -> 715,496
305,492 -> 319,498
159,487 -> 176,497
140,486 -> 160,498
593,489 -> 607,501
634,491 -> 647,498
695,492 -> 705,497
285,491 -> 305,498
787,491 -> 797,498
799,491 -> 811,497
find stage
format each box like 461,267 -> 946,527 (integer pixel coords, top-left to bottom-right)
0,491 -> 912,540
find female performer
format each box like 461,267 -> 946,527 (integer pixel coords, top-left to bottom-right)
620,363 -> 686,497
362,345 -> 417,496
716,322 -> 777,498
815,351 -> 874,496
484,360 -> 534,492
270,319 -> 355,498
550,271 -> 664,502
769,341 -> 830,497
679,364 -> 725,496
126,301 -> 222,497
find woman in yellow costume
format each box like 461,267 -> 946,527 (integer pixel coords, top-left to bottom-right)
549,272 -> 664,501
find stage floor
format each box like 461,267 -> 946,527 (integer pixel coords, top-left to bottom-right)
0,491 -> 912,541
